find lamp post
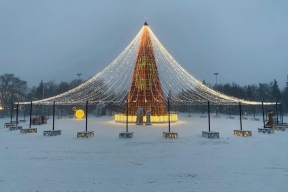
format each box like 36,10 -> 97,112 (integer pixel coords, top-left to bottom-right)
77,74 -> 82,86
16,103 -> 19,126
214,73 -> 219,85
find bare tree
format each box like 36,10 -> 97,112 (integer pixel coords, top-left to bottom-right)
0,74 -> 28,116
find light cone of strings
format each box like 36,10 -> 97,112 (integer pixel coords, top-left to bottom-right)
18,25 -> 274,106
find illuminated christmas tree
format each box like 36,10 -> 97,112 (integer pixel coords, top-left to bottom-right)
127,22 -> 166,116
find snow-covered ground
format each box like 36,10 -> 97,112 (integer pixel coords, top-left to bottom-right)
0,113 -> 287,192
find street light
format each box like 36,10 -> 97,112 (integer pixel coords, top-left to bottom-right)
214,73 -> 219,85
77,73 -> 82,79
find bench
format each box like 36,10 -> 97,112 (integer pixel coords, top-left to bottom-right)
200,116 -> 207,118
251,118 -> 260,121
21,128 -> 37,133
234,130 -> 252,137
77,131 -> 94,138
43,130 -> 61,136
227,117 -> 234,119
119,132 -> 134,138
213,116 -> 220,119
202,131 -> 219,138
163,132 -> 178,139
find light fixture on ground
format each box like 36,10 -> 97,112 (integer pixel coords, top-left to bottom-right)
77,101 -> 94,138
258,101 -> 274,134
4,103 -> 16,128
163,91 -> 178,139
9,103 -> 22,131
43,101 -> 61,136
21,101 -> 37,133
202,100 -> 219,139
119,99 -> 134,138
234,102 -> 252,137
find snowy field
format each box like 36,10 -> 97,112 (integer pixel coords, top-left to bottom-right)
0,113 -> 287,192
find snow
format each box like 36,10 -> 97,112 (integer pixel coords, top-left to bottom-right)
1,113 -> 287,192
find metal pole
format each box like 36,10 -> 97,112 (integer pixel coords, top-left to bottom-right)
10,102 -> 13,123
275,101 -> 279,125
42,84 -> 44,115
16,103 -> 19,126
85,101 -> 88,132
208,101 -> 211,132
239,102 -> 242,130
188,103 -> 191,116
262,102 -> 265,128
126,100 -> 128,132
265,106 -> 268,120
24,105 -> 26,121
228,105 -> 231,117
29,102 -> 32,128
53,101 -> 55,131
281,103 -> 284,124
168,97 -> 170,132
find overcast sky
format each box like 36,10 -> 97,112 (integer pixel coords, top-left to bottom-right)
1,0 -> 287,89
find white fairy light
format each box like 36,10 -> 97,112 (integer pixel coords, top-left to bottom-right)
18,26 -> 274,106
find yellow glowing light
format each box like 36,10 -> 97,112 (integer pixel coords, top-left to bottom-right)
75,109 -> 85,119
73,107 -> 85,119
114,114 -> 178,123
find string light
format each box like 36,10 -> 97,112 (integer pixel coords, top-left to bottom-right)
17,25 -> 274,106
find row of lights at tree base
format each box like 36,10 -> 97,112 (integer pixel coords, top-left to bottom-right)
163,132 -> 178,139
233,130 -> 252,137
114,114 -> 178,123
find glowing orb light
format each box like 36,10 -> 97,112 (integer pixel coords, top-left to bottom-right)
73,107 -> 85,119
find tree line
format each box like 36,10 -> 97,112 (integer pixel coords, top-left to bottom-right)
0,73 -> 287,116
0,73 -> 83,116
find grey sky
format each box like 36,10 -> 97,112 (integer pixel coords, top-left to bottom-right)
1,0 -> 287,89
